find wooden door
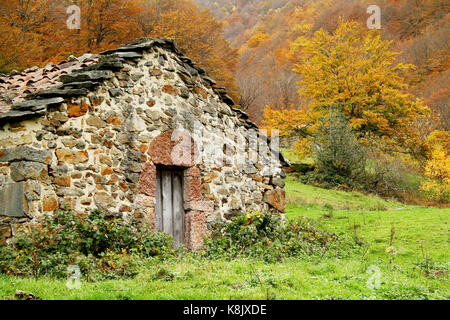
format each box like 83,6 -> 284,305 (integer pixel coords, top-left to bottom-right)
155,168 -> 185,247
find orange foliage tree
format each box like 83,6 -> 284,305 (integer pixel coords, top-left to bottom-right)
0,0 -> 238,98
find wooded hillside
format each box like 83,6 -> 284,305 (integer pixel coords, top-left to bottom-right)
0,0 -> 239,98
195,0 -> 448,131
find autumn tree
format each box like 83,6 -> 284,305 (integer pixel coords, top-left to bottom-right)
0,0 -> 66,70
138,0 -> 239,99
264,19 -> 430,158
73,0 -> 142,53
421,143 -> 450,205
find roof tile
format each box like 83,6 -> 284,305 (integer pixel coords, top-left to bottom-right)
0,56 -> 98,114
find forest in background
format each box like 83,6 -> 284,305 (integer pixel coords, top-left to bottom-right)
195,0 -> 449,205
0,0 -> 239,98
1,0 -> 447,129
195,0 -> 448,130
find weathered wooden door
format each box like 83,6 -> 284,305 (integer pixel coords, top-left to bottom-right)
155,168 -> 185,247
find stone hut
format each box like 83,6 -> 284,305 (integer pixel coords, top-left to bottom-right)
0,38 -> 287,249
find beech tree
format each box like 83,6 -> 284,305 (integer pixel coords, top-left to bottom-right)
264,19 -> 430,157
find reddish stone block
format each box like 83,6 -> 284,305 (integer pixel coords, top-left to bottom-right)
162,85 -> 178,96
56,149 -> 89,164
101,167 -> 113,175
184,210 -> 206,250
193,87 -> 208,99
147,206 -> 155,230
140,144 -> 148,153
108,174 -> 119,185
90,96 -> 104,107
105,113 -> 123,126
67,102 -> 89,117
53,176 -> 71,187
184,176 -> 202,201
139,162 -> 156,196
119,181 -> 128,192
148,131 -> 196,167
42,195 -> 58,212
185,167 -> 200,177
263,189 -> 286,212
184,201 -> 214,212
119,205 -> 132,212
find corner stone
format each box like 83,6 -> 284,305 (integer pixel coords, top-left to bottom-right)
263,189 -> 286,212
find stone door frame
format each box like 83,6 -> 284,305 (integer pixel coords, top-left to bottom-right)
138,130 -> 213,250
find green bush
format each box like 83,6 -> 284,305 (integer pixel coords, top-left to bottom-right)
203,212 -> 356,262
0,209 -> 175,279
362,156 -> 425,203
302,111 -> 367,188
296,111 -> 425,203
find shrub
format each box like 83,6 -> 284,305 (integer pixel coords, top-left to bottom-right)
0,209 -> 175,279
363,156 -> 422,202
203,212 -> 356,262
296,111 -> 429,204
420,144 -> 450,205
302,111 -> 367,188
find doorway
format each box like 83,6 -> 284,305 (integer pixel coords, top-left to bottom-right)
154,167 -> 185,247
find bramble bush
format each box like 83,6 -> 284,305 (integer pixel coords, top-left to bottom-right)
0,209 -> 358,279
202,212 -> 357,262
0,209 -> 175,280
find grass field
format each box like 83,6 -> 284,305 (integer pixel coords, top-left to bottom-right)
0,177 -> 448,300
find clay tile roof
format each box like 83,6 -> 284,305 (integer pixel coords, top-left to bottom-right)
0,55 -> 98,114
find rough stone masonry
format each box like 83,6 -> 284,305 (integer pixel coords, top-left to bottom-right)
0,38 -> 288,249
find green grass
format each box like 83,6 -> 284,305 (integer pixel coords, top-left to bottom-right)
1,254 -> 447,300
287,205 -> 449,262
285,178 -> 405,211
1,176 -> 448,300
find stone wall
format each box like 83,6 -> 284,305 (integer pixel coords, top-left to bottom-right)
0,41 -> 286,248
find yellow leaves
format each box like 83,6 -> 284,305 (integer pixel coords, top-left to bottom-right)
349,118 -> 366,131
244,211 -> 263,225
293,138 -> 313,158
385,246 -> 398,256
421,143 -> 450,202
287,18 -> 430,153
262,105 -> 317,136
425,130 -> 450,154
262,17 -> 437,163
292,23 -> 312,35
247,32 -> 270,48
262,104 -> 321,158
423,145 -> 450,182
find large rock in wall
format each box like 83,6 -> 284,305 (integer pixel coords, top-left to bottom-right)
0,39 -> 286,247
